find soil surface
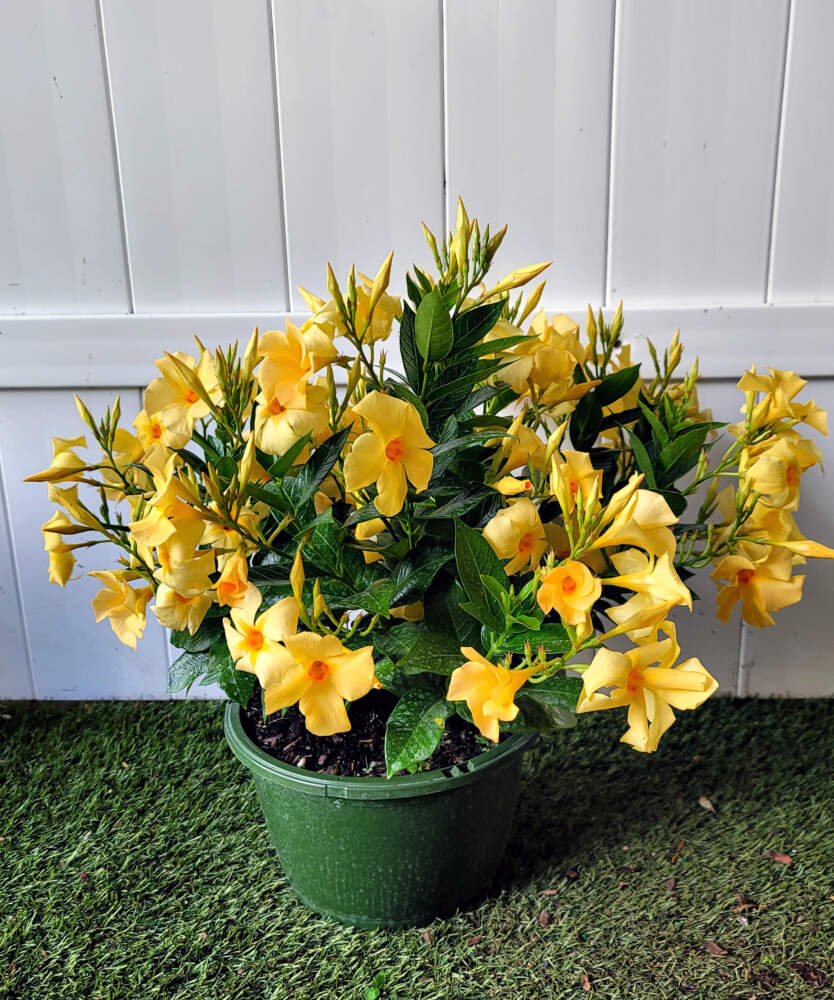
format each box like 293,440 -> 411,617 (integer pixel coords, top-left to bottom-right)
242,684 -> 497,778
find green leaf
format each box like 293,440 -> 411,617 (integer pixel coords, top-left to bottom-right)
399,632 -> 464,676
166,650 -> 208,693
424,577 -> 482,647
595,364 -> 641,406
626,427 -> 657,488
430,429 -> 509,460
415,288 -> 454,361
399,302 -> 423,393
373,622 -> 425,661
638,399 -> 670,447
267,432 -> 313,479
522,674 -> 582,714
245,482 -> 289,514
169,623 -> 216,653
497,623 -> 571,656
453,333 -> 528,362
657,425 -> 712,483
571,392 -> 603,451
207,636 -> 255,706
426,358 -> 510,404
452,300 -> 505,351
513,694 -> 577,732
454,519 -> 507,631
338,578 -> 396,617
384,686 -> 453,777
286,427 -> 351,509
390,547 -> 453,606
657,488 -> 688,517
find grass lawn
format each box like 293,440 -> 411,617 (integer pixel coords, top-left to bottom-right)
1,697 -> 832,999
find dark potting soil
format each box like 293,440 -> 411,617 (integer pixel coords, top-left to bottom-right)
241,684 -> 498,778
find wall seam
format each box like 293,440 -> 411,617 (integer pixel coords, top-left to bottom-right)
0,445 -> 37,698
602,0 -> 620,309
266,0 -> 295,311
764,0 -> 794,304
440,0 -> 450,236
96,0 -> 136,314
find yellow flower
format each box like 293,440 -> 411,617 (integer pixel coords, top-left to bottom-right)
154,518 -> 215,597
257,320 -> 336,402
343,391 -> 434,516
744,436 -> 821,511
590,489 -> 677,559
352,272 -> 402,343
143,350 -> 220,438
483,498 -> 547,575
446,647 -> 535,742
577,624 -> 717,752
492,414 -> 546,477
202,503 -> 263,560
134,408 -> 190,467
153,585 -> 213,635
550,450 -> 602,514
711,549 -> 804,628
537,560 -> 601,629
259,631 -> 375,735
253,379 -> 329,456
355,516 -> 386,563
89,570 -> 153,649
224,589 -> 299,677
737,366 -> 828,434
390,601 -> 424,621
41,511 -> 79,586
26,436 -> 89,484
215,549 -> 251,609
604,549 -> 692,609
492,475 -> 533,496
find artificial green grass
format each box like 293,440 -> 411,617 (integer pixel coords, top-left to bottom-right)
1,698 -> 832,999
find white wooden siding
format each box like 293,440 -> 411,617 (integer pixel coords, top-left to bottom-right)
1,0 -> 833,699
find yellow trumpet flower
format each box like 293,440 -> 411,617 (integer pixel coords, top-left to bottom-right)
483,498 -> 547,575
590,489 -> 677,559
343,391 -> 435,516
89,570 -> 153,650
258,631 -> 375,735
711,549 -> 804,628
537,560 -> 602,629
446,647 -> 535,742
577,623 -> 717,752
223,587 -> 298,677
153,585 -> 213,635
215,549 -> 251,609
26,436 -> 89,484
143,350 -> 220,438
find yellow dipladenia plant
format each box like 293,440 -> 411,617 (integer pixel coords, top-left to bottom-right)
28,201 -> 834,774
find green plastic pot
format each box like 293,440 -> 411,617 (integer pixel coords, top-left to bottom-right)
224,702 -> 534,928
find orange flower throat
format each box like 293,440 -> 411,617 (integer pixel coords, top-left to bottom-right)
308,659 -> 329,682
385,438 -> 405,462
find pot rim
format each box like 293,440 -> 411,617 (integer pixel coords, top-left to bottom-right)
224,702 -> 535,800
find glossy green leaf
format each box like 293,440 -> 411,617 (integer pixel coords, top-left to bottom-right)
384,686 -> 453,777
454,519 -> 507,631
626,427 -> 657,488
399,302 -> 423,393
398,631 -> 464,676
208,635 -> 255,706
452,300 -> 505,351
497,622 -> 571,655
166,649 -> 208,693
415,288 -> 454,361
595,364 -> 641,406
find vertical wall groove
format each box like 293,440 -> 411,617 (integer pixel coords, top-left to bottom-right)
440,0 -> 450,236
96,0 -> 135,314
765,0 -> 795,304
602,0 -> 620,308
0,447 -> 36,698
266,0 -> 294,311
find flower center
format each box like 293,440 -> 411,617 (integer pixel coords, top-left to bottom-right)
562,576 -> 577,593
626,668 -> 643,693
385,438 -> 405,461
517,532 -> 535,554
184,389 -> 199,404
786,466 -> 799,487
150,422 -> 163,440
269,397 -> 287,416
524,479 -> 532,489
737,569 -> 756,585
569,479 -> 579,496
245,628 -> 264,652
308,659 -> 329,682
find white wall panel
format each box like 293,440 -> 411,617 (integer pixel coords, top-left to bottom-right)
769,0 -> 834,302
0,458 -> 32,698
742,379 -> 834,697
608,0 -> 789,305
101,0 -> 288,312
0,389 -> 170,698
445,0 -> 614,307
273,0 -> 443,305
0,0 -> 128,314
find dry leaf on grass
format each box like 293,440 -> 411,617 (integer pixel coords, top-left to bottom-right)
698,796 -> 716,813
665,877 -> 676,891
539,888 -> 559,896
421,929 -> 433,943
466,936 -> 481,946
765,850 -> 793,865
580,971 -> 592,991
538,910 -> 550,927
704,941 -> 728,956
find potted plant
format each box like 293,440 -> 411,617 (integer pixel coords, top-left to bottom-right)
27,201 -> 833,927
